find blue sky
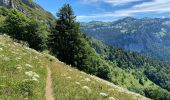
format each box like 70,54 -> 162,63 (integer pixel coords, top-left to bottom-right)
34,0 -> 170,22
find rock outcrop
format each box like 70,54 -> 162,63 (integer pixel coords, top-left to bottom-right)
0,0 -> 14,8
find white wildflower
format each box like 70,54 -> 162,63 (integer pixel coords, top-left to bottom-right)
108,89 -> 115,92
84,78 -> 91,82
14,42 -> 18,46
34,73 -> 40,78
25,64 -> 33,68
0,48 -> 3,51
17,66 -> 22,70
32,76 -> 39,82
109,97 -> 116,100
66,76 -> 71,79
25,71 -> 39,82
3,57 -> 10,61
100,92 -> 108,97
25,71 -> 33,77
25,71 -> 39,78
75,82 -> 80,85
16,57 -> 21,60
34,56 -> 38,59
82,86 -> 91,93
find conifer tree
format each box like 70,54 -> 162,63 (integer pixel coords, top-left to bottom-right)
49,4 -> 100,73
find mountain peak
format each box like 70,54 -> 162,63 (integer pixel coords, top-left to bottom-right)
122,17 -> 136,22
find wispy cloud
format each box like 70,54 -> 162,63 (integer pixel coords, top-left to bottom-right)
78,0 -> 170,21
103,0 -> 142,6
82,0 -> 142,5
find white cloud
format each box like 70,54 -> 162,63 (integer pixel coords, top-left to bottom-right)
103,0 -> 142,6
82,0 -> 142,5
77,12 -> 132,21
78,0 -> 170,21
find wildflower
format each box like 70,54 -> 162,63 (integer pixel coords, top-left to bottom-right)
25,71 -> 33,77
75,82 -> 80,85
3,57 -> 10,61
16,57 -> 21,60
108,89 -> 115,92
84,78 -> 91,82
100,92 -> 108,97
0,48 -> 3,51
17,66 -> 22,70
25,71 -> 39,82
14,42 -> 18,46
25,64 -> 33,68
66,76 -> 71,79
34,73 -> 40,78
82,86 -> 91,93
25,71 -> 39,78
32,76 -> 39,82
109,97 -> 116,100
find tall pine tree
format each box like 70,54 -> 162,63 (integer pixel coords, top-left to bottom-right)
49,4 -> 100,73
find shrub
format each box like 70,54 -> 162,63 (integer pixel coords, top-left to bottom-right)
4,9 -> 48,51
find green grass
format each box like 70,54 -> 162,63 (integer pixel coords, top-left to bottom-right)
50,62 -> 149,100
0,34 -> 49,100
0,34 -> 149,100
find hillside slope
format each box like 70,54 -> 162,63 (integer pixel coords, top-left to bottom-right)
81,17 -> 170,63
0,34 -> 149,99
0,0 -> 55,26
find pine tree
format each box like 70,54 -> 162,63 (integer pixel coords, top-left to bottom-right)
49,4 -> 100,73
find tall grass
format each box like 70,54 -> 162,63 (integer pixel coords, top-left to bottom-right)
0,34 -> 49,100
50,62 -> 149,100
0,34 -> 149,100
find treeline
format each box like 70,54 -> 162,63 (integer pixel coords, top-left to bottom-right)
89,38 -> 170,100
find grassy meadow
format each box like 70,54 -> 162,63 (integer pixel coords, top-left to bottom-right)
0,34 -> 149,100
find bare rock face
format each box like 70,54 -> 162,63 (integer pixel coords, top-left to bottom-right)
0,0 -> 8,5
0,0 -> 14,8
8,0 -> 14,8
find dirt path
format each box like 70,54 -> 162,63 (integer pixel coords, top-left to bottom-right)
45,66 -> 55,100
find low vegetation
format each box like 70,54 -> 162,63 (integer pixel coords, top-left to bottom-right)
50,61 -> 149,100
0,34 -> 48,99
0,34 -> 149,100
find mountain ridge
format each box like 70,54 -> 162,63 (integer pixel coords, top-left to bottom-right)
81,17 -> 170,63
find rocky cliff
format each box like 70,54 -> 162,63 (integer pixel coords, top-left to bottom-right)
0,0 -> 55,26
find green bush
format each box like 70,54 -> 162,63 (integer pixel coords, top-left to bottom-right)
3,9 -> 48,51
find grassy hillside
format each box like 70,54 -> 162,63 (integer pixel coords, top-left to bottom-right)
0,34 -> 48,99
0,34 -> 149,99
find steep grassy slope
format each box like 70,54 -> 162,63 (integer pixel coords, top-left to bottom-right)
0,34 -> 149,99
0,35 -> 48,99
50,62 -> 149,100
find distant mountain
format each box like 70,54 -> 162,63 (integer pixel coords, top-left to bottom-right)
0,0 -> 55,26
81,17 -> 170,63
